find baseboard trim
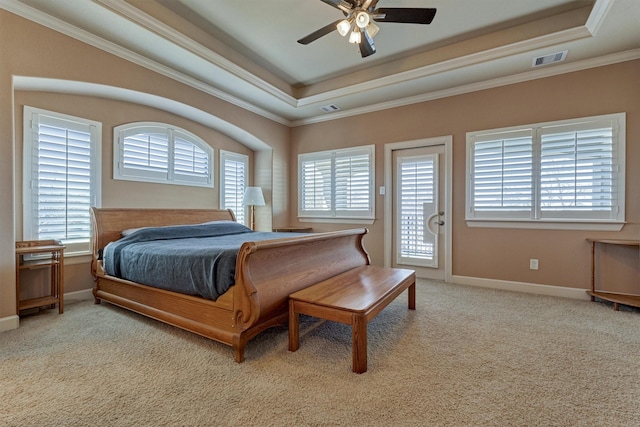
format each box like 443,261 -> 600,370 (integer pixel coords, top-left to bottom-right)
451,275 -> 591,301
65,288 -> 94,304
0,314 -> 19,333
0,288 -> 94,333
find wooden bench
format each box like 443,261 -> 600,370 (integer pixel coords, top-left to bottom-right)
288,265 -> 416,373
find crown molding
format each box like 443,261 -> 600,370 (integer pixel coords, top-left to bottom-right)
585,0 -> 614,35
296,24 -> 595,107
0,0 -> 289,125
292,49 -> 640,126
94,0 -> 299,108
1,0 -> 633,129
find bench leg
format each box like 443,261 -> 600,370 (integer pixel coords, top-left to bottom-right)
289,300 -> 300,352
408,282 -> 416,310
352,313 -> 367,373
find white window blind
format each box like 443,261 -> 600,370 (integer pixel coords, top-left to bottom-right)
335,152 -> 371,212
300,156 -> 332,213
220,150 -> 248,225
399,157 -> 434,261
299,145 -> 374,220
539,121 -> 615,218
467,113 -> 625,229
471,130 -> 533,218
114,122 -> 213,188
23,107 -> 101,254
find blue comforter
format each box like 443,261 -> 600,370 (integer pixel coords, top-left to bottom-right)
103,221 -> 298,301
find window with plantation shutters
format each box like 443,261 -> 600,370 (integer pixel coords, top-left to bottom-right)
114,122 -> 213,188
298,145 -> 374,220
23,107 -> 102,254
220,150 -> 248,225
466,113 -> 625,230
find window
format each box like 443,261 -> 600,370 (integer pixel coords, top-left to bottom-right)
298,145 -> 374,220
114,122 -> 213,187
466,113 -> 625,230
220,150 -> 248,225
23,106 -> 102,254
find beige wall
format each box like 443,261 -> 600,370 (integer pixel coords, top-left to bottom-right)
1,8 -> 638,327
291,60 -> 640,292
0,12 -> 16,321
0,10 -> 290,322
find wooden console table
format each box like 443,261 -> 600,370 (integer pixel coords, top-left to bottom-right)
586,238 -> 639,310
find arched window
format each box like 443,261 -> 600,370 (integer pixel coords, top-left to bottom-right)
114,122 -> 213,187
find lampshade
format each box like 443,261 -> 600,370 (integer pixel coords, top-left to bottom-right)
349,28 -> 361,44
336,19 -> 351,36
366,22 -> 379,38
242,187 -> 265,207
355,11 -> 370,29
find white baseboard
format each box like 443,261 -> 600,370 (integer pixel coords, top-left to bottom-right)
0,314 -> 19,333
451,275 -> 591,301
65,288 -> 94,304
0,288 -> 94,333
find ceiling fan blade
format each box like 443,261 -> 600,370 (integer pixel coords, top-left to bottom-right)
359,30 -> 376,58
373,8 -> 437,24
320,0 -> 354,13
297,20 -> 343,45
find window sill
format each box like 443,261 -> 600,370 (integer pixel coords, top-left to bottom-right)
298,217 -> 375,225
64,251 -> 93,265
466,219 -> 625,231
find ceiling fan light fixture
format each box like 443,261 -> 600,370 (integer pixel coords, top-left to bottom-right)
349,28 -> 361,44
336,19 -> 351,37
355,11 -> 370,29
366,22 -> 379,38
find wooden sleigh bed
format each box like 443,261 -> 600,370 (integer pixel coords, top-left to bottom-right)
90,207 -> 370,362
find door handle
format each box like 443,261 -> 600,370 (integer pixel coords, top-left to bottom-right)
425,213 -> 441,236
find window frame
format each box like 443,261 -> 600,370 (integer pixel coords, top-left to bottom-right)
466,113 -> 626,231
23,106 -> 102,255
113,122 -> 213,188
298,145 -> 375,222
219,150 -> 249,226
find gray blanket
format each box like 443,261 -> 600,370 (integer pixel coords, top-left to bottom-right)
103,221 -> 298,301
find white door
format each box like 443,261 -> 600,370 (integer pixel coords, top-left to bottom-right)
392,145 -> 446,280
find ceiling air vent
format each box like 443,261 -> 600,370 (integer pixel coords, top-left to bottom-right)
319,104 -> 341,113
532,50 -> 567,68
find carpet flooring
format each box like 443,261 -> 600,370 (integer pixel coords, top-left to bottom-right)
1,279 -> 639,426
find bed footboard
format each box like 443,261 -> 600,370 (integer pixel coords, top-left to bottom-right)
233,228 -> 370,329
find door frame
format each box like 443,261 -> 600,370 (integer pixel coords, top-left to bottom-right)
383,136 -> 453,282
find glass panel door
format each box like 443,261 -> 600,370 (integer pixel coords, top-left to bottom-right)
396,153 -> 440,267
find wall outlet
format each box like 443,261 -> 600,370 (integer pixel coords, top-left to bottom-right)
530,259 -> 539,270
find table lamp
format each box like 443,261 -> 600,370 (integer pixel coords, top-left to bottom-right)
243,186 -> 265,230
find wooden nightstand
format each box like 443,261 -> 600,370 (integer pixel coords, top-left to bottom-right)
15,240 -> 65,314
273,227 -> 313,233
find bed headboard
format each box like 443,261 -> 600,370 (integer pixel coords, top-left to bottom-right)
90,207 -> 236,257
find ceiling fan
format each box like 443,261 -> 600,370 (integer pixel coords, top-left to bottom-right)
297,0 -> 437,58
